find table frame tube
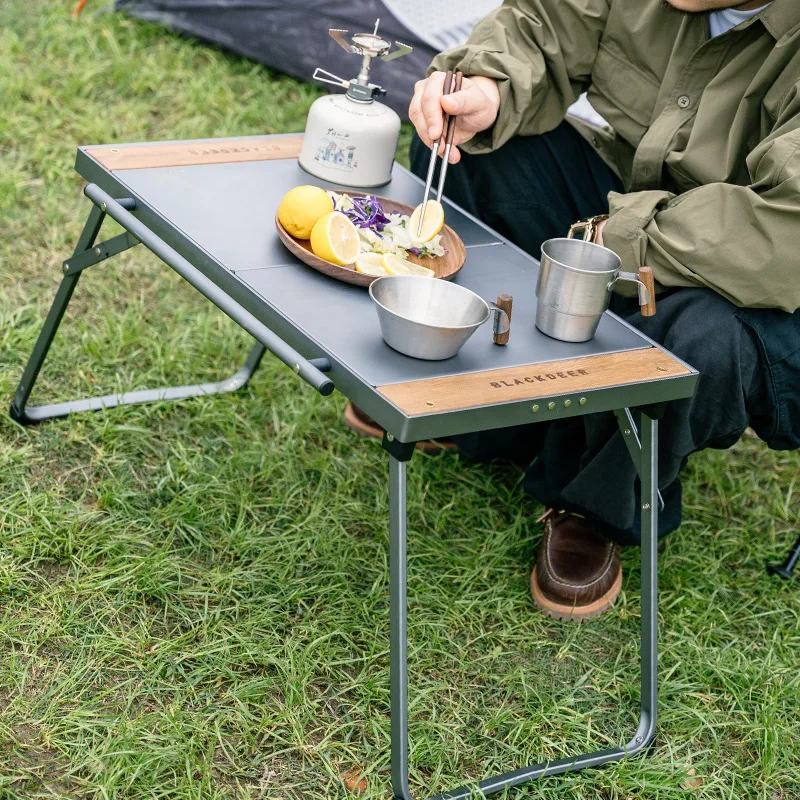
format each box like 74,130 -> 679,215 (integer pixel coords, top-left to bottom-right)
388,414 -> 659,799
10,188 -> 333,426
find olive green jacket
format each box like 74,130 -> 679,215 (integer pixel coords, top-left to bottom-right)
430,0 -> 800,311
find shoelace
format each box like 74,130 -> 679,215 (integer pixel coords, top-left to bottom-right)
535,507 -> 585,525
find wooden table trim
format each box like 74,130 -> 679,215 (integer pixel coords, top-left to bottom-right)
86,136 -> 304,171
377,347 -> 691,417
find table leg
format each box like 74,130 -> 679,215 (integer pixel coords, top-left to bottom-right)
10,202 -> 267,426
767,534 -> 800,580
614,408 -> 664,512
10,204 -> 105,423
386,412 -> 659,799
636,412 -> 659,748
389,454 -> 412,800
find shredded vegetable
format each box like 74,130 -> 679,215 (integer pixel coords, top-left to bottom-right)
329,192 -> 446,259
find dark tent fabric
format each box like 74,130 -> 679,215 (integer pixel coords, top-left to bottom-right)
116,1 -> 604,126
115,1 -> 456,118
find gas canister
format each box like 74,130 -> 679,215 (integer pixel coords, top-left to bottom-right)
298,22 -> 412,188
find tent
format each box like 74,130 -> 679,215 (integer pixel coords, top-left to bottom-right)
115,0 -> 503,118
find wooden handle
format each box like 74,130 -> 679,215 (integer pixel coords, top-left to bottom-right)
442,70 -> 454,95
493,293 -> 513,345
441,71 -> 454,110
433,71 -> 454,154
639,267 -> 656,317
443,72 -> 464,149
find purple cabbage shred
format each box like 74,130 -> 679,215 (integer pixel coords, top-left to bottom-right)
341,194 -> 391,232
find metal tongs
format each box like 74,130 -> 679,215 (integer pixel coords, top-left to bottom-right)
417,70 -> 464,238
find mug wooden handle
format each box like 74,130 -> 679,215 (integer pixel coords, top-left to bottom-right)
639,267 -> 656,317
494,293 -> 513,345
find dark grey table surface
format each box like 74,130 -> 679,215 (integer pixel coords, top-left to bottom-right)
87,154 -> 648,388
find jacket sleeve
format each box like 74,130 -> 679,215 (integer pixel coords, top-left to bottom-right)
602,87 -> 800,312
428,0 -> 610,154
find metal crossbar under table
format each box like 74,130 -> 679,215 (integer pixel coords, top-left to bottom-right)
10,135 -> 698,799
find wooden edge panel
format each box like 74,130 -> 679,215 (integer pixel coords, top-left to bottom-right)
377,348 -> 691,417
86,136 -> 304,171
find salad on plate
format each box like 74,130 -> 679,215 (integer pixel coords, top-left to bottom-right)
328,192 -> 446,276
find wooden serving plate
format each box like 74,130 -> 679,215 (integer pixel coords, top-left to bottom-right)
275,194 -> 466,288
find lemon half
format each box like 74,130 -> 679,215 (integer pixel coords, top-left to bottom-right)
408,200 -> 445,245
278,185 -> 334,239
310,212 -> 360,266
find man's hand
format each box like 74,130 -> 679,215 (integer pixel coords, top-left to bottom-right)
409,71 -> 501,164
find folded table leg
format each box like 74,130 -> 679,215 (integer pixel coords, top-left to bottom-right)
388,413 -> 659,799
10,202 -> 266,425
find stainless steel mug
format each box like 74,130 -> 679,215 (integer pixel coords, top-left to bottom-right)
535,238 -> 655,343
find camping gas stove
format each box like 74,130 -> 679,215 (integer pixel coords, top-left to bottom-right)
298,20 -> 412,187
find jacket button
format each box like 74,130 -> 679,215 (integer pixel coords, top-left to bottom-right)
677,95 -> 691,109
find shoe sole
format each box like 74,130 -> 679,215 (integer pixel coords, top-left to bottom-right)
530,566 -> 622,621
343,403 -> 456,455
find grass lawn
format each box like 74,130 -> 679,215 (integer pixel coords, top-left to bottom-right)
1,2 -> 799,798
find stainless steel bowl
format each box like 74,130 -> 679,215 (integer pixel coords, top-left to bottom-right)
369,276 -> 495,360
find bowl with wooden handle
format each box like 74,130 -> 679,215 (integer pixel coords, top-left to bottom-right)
369,276 -> 510,360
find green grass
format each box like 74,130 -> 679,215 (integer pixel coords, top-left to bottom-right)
1,2 -> 799,798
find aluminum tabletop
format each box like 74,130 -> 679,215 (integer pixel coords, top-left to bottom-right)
74,135 -> 697,443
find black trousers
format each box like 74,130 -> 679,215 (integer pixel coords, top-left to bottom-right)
409,124 -> 768,546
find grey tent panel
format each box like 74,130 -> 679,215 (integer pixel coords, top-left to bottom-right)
115,0 -> 453,117
115,1 -> 605,125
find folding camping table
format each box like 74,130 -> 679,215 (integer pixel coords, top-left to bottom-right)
10,134 -> 698,800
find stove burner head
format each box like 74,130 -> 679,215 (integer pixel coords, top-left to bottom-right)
350,32 -> 391,57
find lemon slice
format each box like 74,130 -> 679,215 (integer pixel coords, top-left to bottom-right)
408,200 -> 445,244
381,253 -> 435,278
355,253 -> 389,276
382,253 -> 414,275
310,212 -> 360,266
402,261 -> 435,278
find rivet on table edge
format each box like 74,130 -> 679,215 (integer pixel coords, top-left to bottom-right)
547,401 -> 556,411
387,434 -> 394,442
293,363 -> 300,373
564,399 -> 571,408
62,263 -> 69,273
579,397 -> 587,406
624,428 -> 631,435
531,404 -> 539,413
94,247 -> 102,257
642,503 -> 651,511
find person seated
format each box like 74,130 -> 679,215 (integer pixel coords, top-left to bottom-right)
347,0 -> 800,620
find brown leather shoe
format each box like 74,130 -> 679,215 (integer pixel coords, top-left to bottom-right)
343,403 -> 456,455
530,510 -> 622,621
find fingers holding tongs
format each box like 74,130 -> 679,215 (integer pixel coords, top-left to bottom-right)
417,70 -> 464,238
